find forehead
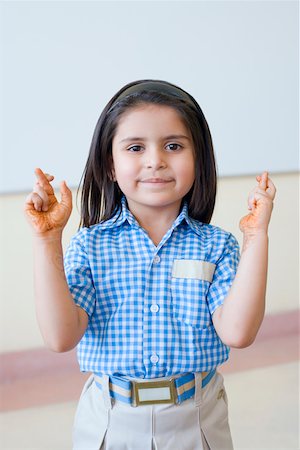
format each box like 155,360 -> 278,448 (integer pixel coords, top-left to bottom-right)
114,103 -> 191,138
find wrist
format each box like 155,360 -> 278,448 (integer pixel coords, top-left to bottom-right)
32,229 -> 63,243
242,228 -> 269,238
242,229 -> 268,252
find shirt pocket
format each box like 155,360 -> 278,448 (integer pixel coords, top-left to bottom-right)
171,260 -> 216,329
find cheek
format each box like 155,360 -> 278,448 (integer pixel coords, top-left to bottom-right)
113,161 -> 136,185
178,160 -> 195,184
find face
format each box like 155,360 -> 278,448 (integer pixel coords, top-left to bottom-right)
111,104 -> 195,218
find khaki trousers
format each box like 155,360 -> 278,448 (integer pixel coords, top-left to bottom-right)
73,372 -> 233,450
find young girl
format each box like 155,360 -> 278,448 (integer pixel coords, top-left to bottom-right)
24,79 -> 276,450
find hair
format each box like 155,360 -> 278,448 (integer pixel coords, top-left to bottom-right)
79,79 -> 217,228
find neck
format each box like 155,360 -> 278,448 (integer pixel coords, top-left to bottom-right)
127,202 -> 182,246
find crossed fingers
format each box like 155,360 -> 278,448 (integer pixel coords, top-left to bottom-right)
248,171 -> 276,211
27,168 -> 55,212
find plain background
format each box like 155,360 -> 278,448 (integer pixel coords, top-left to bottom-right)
1,0 -> 298,193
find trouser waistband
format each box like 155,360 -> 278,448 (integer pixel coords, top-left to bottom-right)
94,370 -> 216,407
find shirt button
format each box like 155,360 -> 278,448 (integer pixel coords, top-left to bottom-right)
150,354 -> 159,364
153,255 -> 160,264
150,304 -> 159,313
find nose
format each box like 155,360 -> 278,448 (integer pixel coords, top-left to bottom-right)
144,148 -> 167,170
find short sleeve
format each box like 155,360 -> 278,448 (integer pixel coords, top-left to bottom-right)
207,233 -> 240,315
64,231 -> 96,317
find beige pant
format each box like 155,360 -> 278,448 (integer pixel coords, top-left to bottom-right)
72,372 -> 233,450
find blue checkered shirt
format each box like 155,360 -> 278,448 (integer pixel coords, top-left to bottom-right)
64,198 -> 240,378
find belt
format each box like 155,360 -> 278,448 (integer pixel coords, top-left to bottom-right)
94,370 -> 216,407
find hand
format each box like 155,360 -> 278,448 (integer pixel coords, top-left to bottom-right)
239,171 -> 276,234
24,168 -> 73,236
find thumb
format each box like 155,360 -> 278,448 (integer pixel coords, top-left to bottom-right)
60,180 -> 73,210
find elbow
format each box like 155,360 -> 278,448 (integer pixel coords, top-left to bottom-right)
43,336 -> 77,353
46,342 -> 76,353
227,334 -> 256,349
40,321 -> 86,353
221,330 -> 257,349
49,343 -> 75,353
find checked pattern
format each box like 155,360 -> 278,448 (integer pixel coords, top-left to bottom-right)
64,198 -> 240,378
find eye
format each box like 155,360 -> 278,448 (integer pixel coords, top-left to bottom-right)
127,145 -> 143,153
166,143 -> 182,152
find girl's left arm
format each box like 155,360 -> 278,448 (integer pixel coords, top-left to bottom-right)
212,171 -> 276,348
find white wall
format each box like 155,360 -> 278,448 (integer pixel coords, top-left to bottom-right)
1,1 -> 298,193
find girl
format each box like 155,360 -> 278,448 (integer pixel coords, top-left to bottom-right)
24,79 -> 276,450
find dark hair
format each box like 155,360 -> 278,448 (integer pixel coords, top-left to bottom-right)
79,79 -> 217,228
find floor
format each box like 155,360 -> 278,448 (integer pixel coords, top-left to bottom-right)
0,311 -> 299,450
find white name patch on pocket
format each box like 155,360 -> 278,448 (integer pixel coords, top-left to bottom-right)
172,260 -> 216,283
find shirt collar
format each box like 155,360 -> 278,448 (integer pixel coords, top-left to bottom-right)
172,202 -> 204,237
97,197 -> 140,229
120,197 -> 140,227
99,196 -> 203,236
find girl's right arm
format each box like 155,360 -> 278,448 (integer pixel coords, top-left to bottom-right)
24,168 -> 88,352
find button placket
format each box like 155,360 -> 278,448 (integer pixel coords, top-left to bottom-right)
150,354 -> 159,365
153,255 -> 161,264
143,251 -> 164,373
150,304 -> 159,313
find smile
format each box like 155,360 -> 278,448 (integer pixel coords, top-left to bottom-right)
140,178 -> 173,184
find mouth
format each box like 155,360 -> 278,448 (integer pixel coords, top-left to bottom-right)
139,178 -> 173,184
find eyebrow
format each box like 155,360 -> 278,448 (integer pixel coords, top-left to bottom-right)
119,134 -> 191,143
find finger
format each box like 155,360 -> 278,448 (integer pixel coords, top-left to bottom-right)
25,192 -> 43,212
34,168 -> 54,193
248,186 -> 270,210
265,177 -> 276,200
248,187 -> 257,210
33,184 -> 50,211
258,171 -> 268,190
44,173 -> 54,182
25,193 -> 35,210
255,177 -> 276,200
59,181 -> 72,210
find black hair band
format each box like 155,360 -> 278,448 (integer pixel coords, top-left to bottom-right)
110,80 -> 196,109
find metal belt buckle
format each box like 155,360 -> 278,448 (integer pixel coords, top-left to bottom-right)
132,378 -> 177,407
